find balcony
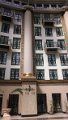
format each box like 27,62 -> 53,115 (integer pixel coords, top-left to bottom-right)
42,18 -> 55,26
0,8 -> 14,18
44,42 -> 60,52
0,39 -> 11,50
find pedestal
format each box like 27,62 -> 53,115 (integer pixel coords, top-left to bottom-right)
21,75 -> 37,116
2,108 -> 11,120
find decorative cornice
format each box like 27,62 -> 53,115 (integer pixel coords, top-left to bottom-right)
0,1 -> 67,13
0,80 -> 68,85
21,0 -> 66,4
37,80 -> 68,84
0,80 -> 21,85
23,5 -> 33,12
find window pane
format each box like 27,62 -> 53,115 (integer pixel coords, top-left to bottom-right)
0,36 -> 9,44
46,40 -> 54,47
36,69 -> 44,80
54,15 -> 61,24
0,68 -> 5,80
11,52 -> 20,65
35,27 -> 41,36
36,54 -> 44,66
14,25 -> 21,34
36,4 -> 42,7
12,38 -> 20,49
57,40 -> 66,50
49,69 -> 58,80
1,22 -> 10,33
10,69 -> 19,80
35,40 -> 43,50
45,28 -> 52,36
60,54 -> 68,66
6,0 -> 12,2
0,51 -> 7,64
62,69 -> 68,80
14,12 -> 22,22
56,27 -> 63,36
34,15 -> 41,24
48,54 -> 56,66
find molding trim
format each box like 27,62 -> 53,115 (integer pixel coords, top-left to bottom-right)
0,79 -> 68,85
37,80 -> 68,84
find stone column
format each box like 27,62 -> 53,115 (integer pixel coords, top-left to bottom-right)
62,10 -> 68,53
61,93 -> 67,113
21,6 -> 37,116
47,94 -> 53,114
2,93 -> 11,120
23,7 -> 33,76
2,93 -> 9,109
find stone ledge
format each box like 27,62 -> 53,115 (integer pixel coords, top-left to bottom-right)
0,79 -> 68,85
37,80 -> 68,84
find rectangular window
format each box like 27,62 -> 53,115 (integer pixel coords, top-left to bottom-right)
0,68 -> 5,80
0,51 -> 7,64
35,27 -> 41,36
14,0 -> 20,5
60,54 -> 68,66
44,4 -> 49,8
10,69 -> 19,80
36,69 -> 44,80
3,9 -> 12,17
49,69 -> 58,80
35,40 -> 43,50
58,4 -> 63,8
54,15 -> 61,24
0,35 -> 9,44
56,27 -> 63,36
11,52 -> 20,65
14,24 -> 21,34
48,54 -> 56,66
45,27 -> 52,36
46,40 -> 54,47
12,38 -> 20,49
34,15 -> 40,24
6,0 -> 12,2
36,4 -> 42,8
2,16 -> 11,22
14,13 -> 22,22
62,69 -> 68,80
51,4 -> 56,8
36,54 -> 44,66
1,22 -> 10,33
57,39 -> 66,50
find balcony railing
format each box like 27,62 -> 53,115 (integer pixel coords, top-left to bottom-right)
44,42 -> 60,52
0,39 -> 11,50
0,8 -> 14,18
0,0 -> 66,12
42,17 -> 55,26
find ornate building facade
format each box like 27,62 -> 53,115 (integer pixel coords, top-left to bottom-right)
0,0 -> 68,116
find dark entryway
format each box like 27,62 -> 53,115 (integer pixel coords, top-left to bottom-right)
8,94 -> 19,115
52,94 -> 62,113
0,94 -> 3,116
66,93 -> 68,101
37,94 -> 47,114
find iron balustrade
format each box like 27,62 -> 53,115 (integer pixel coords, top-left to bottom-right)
0,39 -> 12,50
44,41 -> 60,52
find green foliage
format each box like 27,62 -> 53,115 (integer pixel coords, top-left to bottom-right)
11,88 -> 23,95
